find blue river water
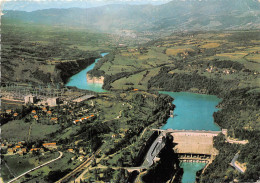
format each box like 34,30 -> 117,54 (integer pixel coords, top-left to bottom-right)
65,52 -> 108,92
180,162 -> 207,183
159,91 -> 221,131
66,53 -> 221,183
159,91 -> 221,183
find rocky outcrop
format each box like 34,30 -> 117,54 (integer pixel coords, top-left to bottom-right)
87,74 -> 104,84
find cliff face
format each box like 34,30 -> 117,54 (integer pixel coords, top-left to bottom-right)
86,74 -> 104,84
56,57 -> 97,84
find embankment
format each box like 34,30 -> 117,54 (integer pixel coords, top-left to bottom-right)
86,74 -> 104,84
56,57 -> 97,84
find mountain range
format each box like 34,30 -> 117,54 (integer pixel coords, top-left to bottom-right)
2,0 -> 260,33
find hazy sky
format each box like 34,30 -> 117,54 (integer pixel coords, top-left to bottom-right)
2,0 -> 171,12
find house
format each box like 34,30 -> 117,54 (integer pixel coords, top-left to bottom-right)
73,119 -> 80,124
51,117 -> 58,122
33,115 -> 39,120
13,113 -> 18,117
30,148 -> 44,153
24,95 -> 36,104
78,155 -> 84,162
21,148 -> 27,154
42,142 -> 57,149
17,148 -> 27,156
32,110 -> 36,114
68,149 -> 74,153
42,107 -> 47,112
47,111 -> 52,115
1,143 -> 7,149
6,109 -> 12,114
47,97 -> 59,106
18,141 -> 25,145
7,148 -> 14,155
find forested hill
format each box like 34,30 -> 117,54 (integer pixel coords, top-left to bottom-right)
3,0 -> 260,33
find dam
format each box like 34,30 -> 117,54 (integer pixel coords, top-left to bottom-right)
170,130 -> 220,163
153,129 -> 222,163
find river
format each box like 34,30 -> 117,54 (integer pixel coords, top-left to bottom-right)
65,52 -> 108,92
66,53 -> 221,183
160,91 -> 221,183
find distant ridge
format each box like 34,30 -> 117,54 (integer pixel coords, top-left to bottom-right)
2,0 -> 260,33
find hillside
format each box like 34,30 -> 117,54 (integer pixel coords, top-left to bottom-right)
2,0 -> 260,33
0,20 -> 114,86
89,30 -> 260,182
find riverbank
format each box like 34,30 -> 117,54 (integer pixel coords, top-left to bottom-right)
56,56 -> 99,84
86,74 -> 104,84
65,53 -> 108,92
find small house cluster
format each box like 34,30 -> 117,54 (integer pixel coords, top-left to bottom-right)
1,141 -> 57,156
73,114 -> 95,124
2,141 -> 27,155
29,107 -> 59,123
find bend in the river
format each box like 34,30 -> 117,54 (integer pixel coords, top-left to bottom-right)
66,52 -> 222,183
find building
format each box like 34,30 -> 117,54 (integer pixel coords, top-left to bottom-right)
47,97 -> 59,106
7,148 -> 14,155
24,95 -> 36,104
73,119 -> 80,124
42,142 -> 57,149
6,109 -> 12,114
68,149 -> 74,153
33,115 -> 39,120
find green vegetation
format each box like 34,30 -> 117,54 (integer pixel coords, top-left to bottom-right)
1,152 -> 59,182
91,31 -> 260,93
90,30 -> 260,182
1,119 -> 60,142
1,91 -> 173,182
1,19 -> 113,85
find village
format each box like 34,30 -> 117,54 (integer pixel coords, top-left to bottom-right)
0,84 -> 100,163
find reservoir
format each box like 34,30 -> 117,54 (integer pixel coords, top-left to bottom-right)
160,91 -> 221,183
66,53 -> 221,183
65,53 -> 108,92
160,91 -> 221,131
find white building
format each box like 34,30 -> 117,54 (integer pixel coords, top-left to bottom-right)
24,95 -> 36,104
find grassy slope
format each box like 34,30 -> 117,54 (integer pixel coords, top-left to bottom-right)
1,19 -> 112,85
94,31 -> 260,91
91,30 -> 260,182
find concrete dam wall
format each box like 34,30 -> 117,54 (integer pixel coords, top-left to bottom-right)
170,131 -> 220,156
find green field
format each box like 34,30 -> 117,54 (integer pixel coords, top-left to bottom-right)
1,120 -> 60,142
1,152 -> 59,182
90,31 -> 260,92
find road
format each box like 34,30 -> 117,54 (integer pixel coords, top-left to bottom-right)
230,153 -> 245,173
56,149 -> 101,183
144,134 -> 165,167
7,151 -> 63,183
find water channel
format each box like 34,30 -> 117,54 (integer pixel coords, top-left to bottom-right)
65,52 -> 108,92
159,91 -> 221,183
66,53 -> 222,183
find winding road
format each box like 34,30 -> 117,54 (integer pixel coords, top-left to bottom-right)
230,153 -> 245,173
7,151 -> 63,183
